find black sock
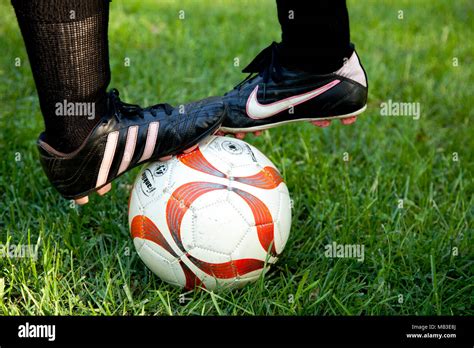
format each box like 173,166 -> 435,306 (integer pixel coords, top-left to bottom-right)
12,0 -> 111,152
276,0 -> 353,74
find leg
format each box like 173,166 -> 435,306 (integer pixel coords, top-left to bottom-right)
12,0 -> 225,202
276,0 -> 352,73
12,0 -> 110,152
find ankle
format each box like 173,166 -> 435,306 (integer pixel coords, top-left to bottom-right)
43,97 -> 106,152
277,42 -> 354,74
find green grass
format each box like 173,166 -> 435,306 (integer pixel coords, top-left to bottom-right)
0,0 -> 472,315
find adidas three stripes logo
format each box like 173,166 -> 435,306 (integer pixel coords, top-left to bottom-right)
96,122 -> 160,188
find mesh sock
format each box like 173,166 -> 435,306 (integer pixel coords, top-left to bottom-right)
276,0 -> 353,74
12,0 -> 111,152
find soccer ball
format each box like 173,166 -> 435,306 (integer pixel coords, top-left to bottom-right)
128,136 -> 292,290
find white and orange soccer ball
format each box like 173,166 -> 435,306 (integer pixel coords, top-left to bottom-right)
128,136 -> 291,290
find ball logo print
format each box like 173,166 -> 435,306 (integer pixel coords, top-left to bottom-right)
153,163 -> 168,177
222,140 -> 243,155
129,136 -> 292,290
139,169 -> 156,197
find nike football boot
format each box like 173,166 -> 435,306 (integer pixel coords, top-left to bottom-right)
220,42 -> 368,137
37,89 -> 226,204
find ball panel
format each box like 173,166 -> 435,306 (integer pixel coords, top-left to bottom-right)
229,180 -> 286,235
182,137 -> 233,177
230,227 -> 270,261
172,153 -> 230,189
134,238 -> 181,286
183,189 -> 280,262
275,190 -> 292,253
179,253 -> 267,291
181,192 -> 250,261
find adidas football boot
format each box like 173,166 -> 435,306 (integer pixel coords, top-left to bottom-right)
220,42 -> 368,137
37,89 -> 226,204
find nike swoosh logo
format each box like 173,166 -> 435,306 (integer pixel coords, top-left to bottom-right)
246,79 -> 341,119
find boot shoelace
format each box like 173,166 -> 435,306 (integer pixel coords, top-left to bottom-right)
108,88 -> 174,123
230,42 -> 283,100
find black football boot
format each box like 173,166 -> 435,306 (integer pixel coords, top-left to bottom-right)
220,42 -> 368,138
37,89 -> 226,204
